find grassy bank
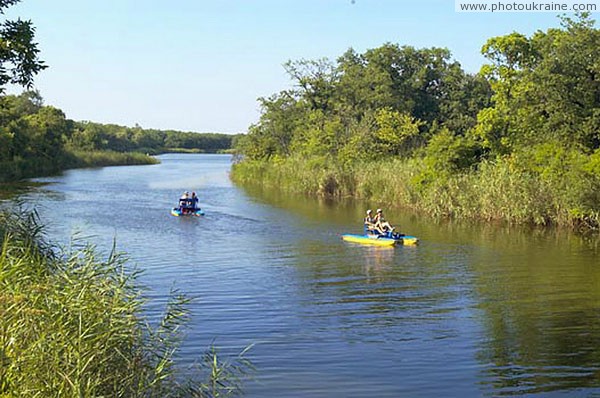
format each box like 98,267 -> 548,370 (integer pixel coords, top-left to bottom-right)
64,149 -> 159,168
231,156 -> 600,231
0,150 -> 158,183
0,208 -> 252,397
159,147 -> 205,154
151,148 -> 235,155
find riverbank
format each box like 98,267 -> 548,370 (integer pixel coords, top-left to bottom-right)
231,17 -> 600,233
231,155 -> 600,231
0,149 -> 158,183
0,92 -> 236,184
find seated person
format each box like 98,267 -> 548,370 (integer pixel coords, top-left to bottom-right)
178,192 -> 190,214
364,209 -> 376,233
374,208 -> 395,234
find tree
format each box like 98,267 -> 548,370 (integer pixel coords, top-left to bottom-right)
237,42 -> 491,163
0,0 -> 46,92
283,58 -> 339,113
526,14 -> 600,150
372,108 -> 422,156
0,91 -> 44,161
476,13 -> 600,154
336,48 -> 394,119
24,106 -> 69,158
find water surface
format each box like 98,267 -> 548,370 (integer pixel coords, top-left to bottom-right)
12,154 -> 600,397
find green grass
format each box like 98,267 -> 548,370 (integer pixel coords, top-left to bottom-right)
64,149 -> 159,168
0,208 -> 253,397
162,147 -> 206,154
0,151 -> 159,183
231,156 -> 600,230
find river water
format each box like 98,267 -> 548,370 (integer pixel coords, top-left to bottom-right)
9,153 -> 600,397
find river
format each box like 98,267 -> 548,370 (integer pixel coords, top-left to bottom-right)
8,153 -> 600,397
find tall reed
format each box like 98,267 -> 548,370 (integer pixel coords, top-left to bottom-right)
0,208 -> 253,397
63,149 -> 159,168
0,151 -> 158,183
231,156 -> 600,230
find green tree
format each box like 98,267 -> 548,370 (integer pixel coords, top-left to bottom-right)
475,32 -> 536,154
476,14 -> 600,154
525,14 -> 600,150
424,127 -> 480,174
372,107 -> 422,156
0,91 -> 46,161
283,58 -> 339,113
0,0 -> 46,92
236,42 -> 492,165
336,48 -> 394,119
24,106 -> 69,158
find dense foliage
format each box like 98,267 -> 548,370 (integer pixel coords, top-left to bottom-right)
233,15 -> 600,230
235,44 -> 490,163
0,0 -> 46,92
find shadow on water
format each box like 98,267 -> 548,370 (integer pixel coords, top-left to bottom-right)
0,181 -> 50,201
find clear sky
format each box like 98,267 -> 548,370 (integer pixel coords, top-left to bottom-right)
3,0 -> 583,133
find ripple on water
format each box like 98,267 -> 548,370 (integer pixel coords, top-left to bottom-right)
13,154 -> 600,397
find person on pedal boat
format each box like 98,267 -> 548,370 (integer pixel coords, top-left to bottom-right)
364,209 -> 376,233
179,191 -> 189,205
374,208 -> 395,234
191,192 -> 199,209
179,192 -> 190,214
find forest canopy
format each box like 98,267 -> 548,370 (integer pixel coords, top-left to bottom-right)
237,14 -> 600,162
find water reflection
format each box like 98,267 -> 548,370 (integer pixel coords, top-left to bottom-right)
0,181 -> 54,201
240,181 -> 600,396
361,246 -> 395,280
470,229 -> 600,395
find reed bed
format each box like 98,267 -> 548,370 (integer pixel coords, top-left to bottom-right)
231,156 -> 600,230
0,208 -> 253,397
0,151 -> 158,183
64,150 -> 159,168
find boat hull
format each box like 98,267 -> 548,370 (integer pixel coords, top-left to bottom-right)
171,208 -> 204,217
341,233 -> 418,246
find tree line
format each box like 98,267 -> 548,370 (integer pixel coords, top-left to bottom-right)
233,14 -> 600,229
0,91 -> 238,181
69,120 -> 237,154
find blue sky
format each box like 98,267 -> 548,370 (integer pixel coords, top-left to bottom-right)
4,0 -> 581,133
